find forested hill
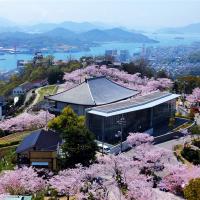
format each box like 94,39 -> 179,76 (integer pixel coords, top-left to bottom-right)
0,28 -> 158,48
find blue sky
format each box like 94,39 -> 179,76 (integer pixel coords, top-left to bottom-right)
0,0 -> 200,28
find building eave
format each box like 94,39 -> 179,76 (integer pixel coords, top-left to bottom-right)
87,93 -> 180,117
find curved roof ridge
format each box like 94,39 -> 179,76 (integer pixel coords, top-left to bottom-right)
105,77 -> 140,92
87,81 -> 96,105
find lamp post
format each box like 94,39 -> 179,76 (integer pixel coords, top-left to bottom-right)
44,98 -> 54,130
116,114 -> 126,153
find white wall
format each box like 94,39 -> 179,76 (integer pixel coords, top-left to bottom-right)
0,106 -> 2,120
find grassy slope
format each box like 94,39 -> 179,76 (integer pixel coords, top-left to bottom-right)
37,85 -> 58,103
0,131 -> 30,145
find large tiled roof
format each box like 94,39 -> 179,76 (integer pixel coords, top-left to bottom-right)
16,129 -> 61,153
87,91 -> 180,117
46,76 -> 139,106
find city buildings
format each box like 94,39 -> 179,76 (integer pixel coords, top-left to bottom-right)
105,49 -> 131,63
120,50 -> 130,62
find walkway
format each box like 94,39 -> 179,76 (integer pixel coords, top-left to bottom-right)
156,135 -> 196,151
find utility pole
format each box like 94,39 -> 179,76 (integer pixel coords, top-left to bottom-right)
116,114 -> 126,153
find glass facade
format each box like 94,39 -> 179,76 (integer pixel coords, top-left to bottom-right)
87,99 -> 176,144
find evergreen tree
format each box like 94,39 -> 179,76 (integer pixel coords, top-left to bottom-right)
48,106 -> 97,168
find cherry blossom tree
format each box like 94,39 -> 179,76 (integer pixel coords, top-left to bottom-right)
63,65 -> 173,94
49,165 -> 85,196
186,87 -> 200,103
0,110 -> 54,132
159,165 -> 200,195
0,167 -> 46,195
1,132 -> 200,200
127,132 -> 154,147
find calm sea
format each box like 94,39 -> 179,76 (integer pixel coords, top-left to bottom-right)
0,33 -> 200,72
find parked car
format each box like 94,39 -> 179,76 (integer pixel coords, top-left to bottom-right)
97,143 -> 111,154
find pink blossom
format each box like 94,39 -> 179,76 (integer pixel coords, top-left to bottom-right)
63,65 -> 173,95
0,111 -> 54,132
159,165 -> 200,194
0,167 -> 46,195
186,87 -> 200,103
127,132 -> 154,147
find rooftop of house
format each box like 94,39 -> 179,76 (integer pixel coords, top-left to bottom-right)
16,129 -> 62,154
46,76 -> 139,106
87,91 -> 180,117
14,82 -> 32,90
31,79 -> 47,84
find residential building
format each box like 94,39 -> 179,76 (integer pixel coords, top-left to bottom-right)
31,79 -> 48,88
17,60 -> 32,69
12,82 -> 33,96
16,129 -> 62,171
0,96 -> 6,120
13,79 -> 48,96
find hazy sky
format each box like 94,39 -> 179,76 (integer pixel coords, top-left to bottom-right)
0,0 -> 200,28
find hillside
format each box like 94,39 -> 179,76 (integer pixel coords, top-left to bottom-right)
0,21 -> 110,33
79,28 -> 156,43
24,21 -> 102,33
159,23 -> 200,34
0,28 -> 158,49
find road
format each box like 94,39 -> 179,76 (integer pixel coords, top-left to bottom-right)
156,135 -> 197,151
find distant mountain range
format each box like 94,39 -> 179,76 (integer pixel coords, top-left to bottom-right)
0,19 -> 115,33
0,27 -> 158,49
158,23 -> 200,34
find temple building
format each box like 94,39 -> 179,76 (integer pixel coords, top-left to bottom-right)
46,76 -> 179,144
86,91 -> 179,143
46,76 -> 139,115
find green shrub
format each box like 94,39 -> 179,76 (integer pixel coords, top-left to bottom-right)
0,149 -> 17,172
168,117 -> 176,129
192,139 -> 200,148
181,147 -> 200,165
183,178 -> 200,200
175,113 -> 192,120
0,129 -> 10,138
190,125 -> 200,135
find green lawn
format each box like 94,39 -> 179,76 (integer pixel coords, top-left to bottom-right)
37,85 -> 58,103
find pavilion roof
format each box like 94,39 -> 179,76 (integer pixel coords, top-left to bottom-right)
46,76 -> 139,106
